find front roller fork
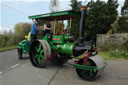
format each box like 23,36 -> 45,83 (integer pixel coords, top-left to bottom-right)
75,51 -> 106,81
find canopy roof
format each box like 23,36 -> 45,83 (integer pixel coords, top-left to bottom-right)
28,10 -> 80,21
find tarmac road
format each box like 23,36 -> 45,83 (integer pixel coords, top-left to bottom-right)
0,50 -> 60,85
51,60 -> 128,85
0,50 -> 29,73
0,50 -> 128,85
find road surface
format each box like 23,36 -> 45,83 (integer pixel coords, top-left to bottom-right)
0,50 -> 128,85
0,50 -> 28,73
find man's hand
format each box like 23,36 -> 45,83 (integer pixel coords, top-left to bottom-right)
39,30 -> 45,34
45,28 -> 52,30
34,23 -> 41,31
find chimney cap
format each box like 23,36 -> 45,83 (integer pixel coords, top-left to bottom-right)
80,6 -> 87,10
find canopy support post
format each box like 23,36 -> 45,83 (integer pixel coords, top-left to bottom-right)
70,18 -> 72,28
62,20 -> 64,34
56,21 -> 60,35
54,19 -> 56,35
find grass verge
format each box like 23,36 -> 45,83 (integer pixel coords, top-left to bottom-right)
0,46 -> 17,52
99,51 -> 128,60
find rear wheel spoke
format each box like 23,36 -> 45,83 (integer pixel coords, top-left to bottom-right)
40,50 -> 44,59
37,56 -> 41,64
38,44 -> 42,51
89,70 -> 93,77
35,47 -> 39,52
35,54 -> 38,58
35,44 -> 42,52
34,43 -> 44,65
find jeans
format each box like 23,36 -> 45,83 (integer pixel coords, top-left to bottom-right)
30,34 -> 37,45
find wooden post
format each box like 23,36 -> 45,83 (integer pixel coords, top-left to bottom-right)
70,18 -> 72,28
62,20 -> 64,34
54,19 -> 56,35
58,21 -> 60,34
67,18 -> 72,32
56,22 -> 60,35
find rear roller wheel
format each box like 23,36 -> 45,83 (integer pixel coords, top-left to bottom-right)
29,40 -> 51,68
76,59 -> 99,81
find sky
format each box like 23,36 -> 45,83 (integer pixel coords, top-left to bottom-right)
0,0 -> 125,33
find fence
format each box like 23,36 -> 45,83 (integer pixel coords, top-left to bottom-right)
96,33 -> 128,50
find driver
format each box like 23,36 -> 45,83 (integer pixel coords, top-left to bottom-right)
43,21 -> 53,40
30,19 -> 40,44
44,21 -> 52,35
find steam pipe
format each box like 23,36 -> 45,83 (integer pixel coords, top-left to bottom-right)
78,6 -> 87,44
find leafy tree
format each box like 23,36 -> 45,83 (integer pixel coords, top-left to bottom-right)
3,35 -> 9,47
117,0 -> 128,33
116,16 -> 128,33
69,0 -> 82,39
14,22 -> 31,43
85,0 -> 118,42
111,18 -> 119,33
0,34 -> 14,47
0,35 -> 5,47
105,0 -> 118,28
121,0 -> 128,16
70,0 -> 81,11
113,0 -> 128,33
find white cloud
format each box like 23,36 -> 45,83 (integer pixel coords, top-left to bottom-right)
1,0 -> 51,15
0,26 -> 14,33
1,0 -> 40,7
0,0 -> 125,33
1,0 -> 41,1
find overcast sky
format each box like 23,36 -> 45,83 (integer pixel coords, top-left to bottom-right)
0,0 -> 125,33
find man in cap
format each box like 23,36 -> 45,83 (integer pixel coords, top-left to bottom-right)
30,19 -> 40,44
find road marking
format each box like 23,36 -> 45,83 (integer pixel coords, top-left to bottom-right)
11,64 -> 20,68
0,72 -> 2,74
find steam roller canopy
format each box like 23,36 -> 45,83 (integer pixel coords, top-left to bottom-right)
76,54 -> 106,81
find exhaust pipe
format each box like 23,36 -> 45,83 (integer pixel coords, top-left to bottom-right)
78,6 -> 87,44
73,7 -> 93,56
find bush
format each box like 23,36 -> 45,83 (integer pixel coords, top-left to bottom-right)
99,41 -> 128,59
0,34 -> 17,48
109,49 -> 128,59
99,43 -> 122,51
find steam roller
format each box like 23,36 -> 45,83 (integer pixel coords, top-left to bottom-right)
28,6 -> 106,81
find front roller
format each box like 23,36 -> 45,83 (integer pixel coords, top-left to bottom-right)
29,40 -> 51,68
75,55 -> 106,81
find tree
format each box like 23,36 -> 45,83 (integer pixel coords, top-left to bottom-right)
117,0 -> 128,33
3,35 -> 9,47
113,0 -> 128,33
69,0 -> 82,39
121,0 -> 128,16
70,0 -> 81,11
111,18 -> 119,33
116,16 -> 128,33
14,22 -> 31,43
105,0 -> 118,29
85,0 -> 118,42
